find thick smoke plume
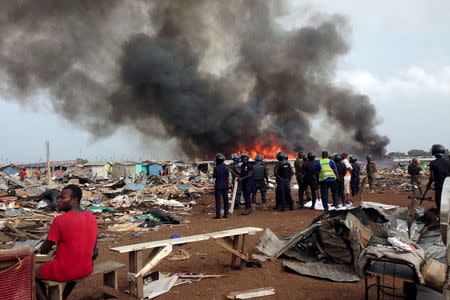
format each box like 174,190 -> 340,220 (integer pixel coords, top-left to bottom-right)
0,0 -> 389,158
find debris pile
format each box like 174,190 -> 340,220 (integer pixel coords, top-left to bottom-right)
256,205 -> 445,292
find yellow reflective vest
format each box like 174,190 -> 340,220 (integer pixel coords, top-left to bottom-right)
318,158 -> 336,182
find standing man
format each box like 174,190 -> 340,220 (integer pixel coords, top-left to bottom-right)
349,155 -> 361,198
316,151 -> 339,211
427,144 -> 450,210
294,152 -> 306,207
408,158 -> 423,195
366,155 -> 377,193
301,152 -> 319,209
35,169 -> 42,180
35,185 -> 98,300
213,153 -> 229,219
238,153 -> 253,215
228,154 -> 242,210
274,152 -> 294,211
334,154 -> 346,206
341,153 -> 353,204
20,168 -> 27,181
251,154 -> 268,207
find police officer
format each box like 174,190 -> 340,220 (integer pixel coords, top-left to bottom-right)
229,154 -> 242,210
252,154 -> 268,207
274,152 -> 293,211
316,151 -> 339,211
349,155 -> 361,197
426,144 -> 450,210
301,152 -> 319,209
334,153 -> 346,206
213,153 -> 229,219
366,155 -> 377,193
294,152 -> 305,207
238,153 -> 253,215
408,157 -> 423,195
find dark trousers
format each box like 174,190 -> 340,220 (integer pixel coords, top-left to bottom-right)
241,180 -> 252,210
277,179 -> 293,209
300,180 -> 318,207
351,178 -> 360,196
336,179 -> 345,205
435,184 -> 443,211
319,180 -> 338,211
251,180 -> 267,203
368,175 -> 375,190
214,188 -> 229,216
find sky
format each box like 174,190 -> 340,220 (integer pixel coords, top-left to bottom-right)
1,0 -> 449,163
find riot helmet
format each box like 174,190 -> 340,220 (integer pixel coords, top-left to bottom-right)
307,152 -> 316,161
334,153 -> 343,162
255,154 -> 264,162
431,144 -> 446,158
215,153 -> 225,163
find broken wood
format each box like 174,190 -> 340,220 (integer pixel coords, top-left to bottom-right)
135,245 -> 173,278
353,176 -> 367,206
213,238 -> 249,262
226,287 -> 275,299
230,177 -> 238,214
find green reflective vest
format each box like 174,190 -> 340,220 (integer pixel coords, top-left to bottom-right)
319,158 -> 336,182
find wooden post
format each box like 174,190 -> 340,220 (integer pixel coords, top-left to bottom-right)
128,250 -> 143,299
240,234 -> 246,268
231,235 -> 239,268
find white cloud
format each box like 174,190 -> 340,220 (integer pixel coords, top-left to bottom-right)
336,65 -> 450,101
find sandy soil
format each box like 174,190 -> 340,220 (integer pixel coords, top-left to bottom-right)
69,189 -> 435,300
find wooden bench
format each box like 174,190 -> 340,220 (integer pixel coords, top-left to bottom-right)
110,226 -> 263,298
41,261 -> 125,300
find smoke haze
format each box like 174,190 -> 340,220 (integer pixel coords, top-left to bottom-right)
0,0 -> 389,158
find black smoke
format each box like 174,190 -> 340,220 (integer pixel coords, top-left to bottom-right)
0,0 -> 389,158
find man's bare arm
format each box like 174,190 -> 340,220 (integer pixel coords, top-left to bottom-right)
39,240 -> 55,255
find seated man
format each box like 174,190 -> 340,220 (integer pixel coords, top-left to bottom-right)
35,184 -> 98,300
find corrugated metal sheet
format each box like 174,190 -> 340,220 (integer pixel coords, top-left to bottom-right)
283,261 -> 360,282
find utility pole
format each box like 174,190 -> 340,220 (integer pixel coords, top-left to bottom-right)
46,140 -> 51,183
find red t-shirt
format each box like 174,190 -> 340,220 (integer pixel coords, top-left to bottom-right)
19,170 -> 26,179
40,211 -> 98,281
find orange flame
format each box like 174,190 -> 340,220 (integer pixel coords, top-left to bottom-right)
236,135 -> 297,159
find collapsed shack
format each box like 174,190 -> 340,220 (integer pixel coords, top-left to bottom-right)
258,205 -> 446,294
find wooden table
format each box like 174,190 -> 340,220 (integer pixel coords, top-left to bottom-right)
110,226 -> 263,298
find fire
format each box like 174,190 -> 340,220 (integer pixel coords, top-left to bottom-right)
236,136 -> 297,159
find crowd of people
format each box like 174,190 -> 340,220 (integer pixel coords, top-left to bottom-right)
212,150 -> 377,218
213,144 -> 450,218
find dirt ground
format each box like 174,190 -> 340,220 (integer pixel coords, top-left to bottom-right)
70,189 -> 436,300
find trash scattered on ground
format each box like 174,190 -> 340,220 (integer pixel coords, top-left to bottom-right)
226,287 -> 275,299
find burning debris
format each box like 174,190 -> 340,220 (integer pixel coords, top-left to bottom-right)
0,0 -> 388,159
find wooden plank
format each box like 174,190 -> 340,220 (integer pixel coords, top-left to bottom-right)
213,238 -> 249,262
135,245 -> 173,278
129,251 -> 143,298
226,287 -> 275,299
231,235 -> 239,267
111,227 -> 263,253
230,177 -> 238,214
240,234 -> 246,268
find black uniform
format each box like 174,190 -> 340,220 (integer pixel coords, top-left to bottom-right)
228,162 -> 242,209
429,157 -> 450,209
213,164 -> 229,217
274,161 -> 293,210
300,160 -> 318,207
350,163 -> 361,196
239,162 -> 253,210
252,162 -> 268,204
336,161 -> 347,205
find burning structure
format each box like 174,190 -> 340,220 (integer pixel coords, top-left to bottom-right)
0,0 -> 389,159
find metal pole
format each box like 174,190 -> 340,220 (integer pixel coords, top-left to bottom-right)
46,140 -> 51,182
